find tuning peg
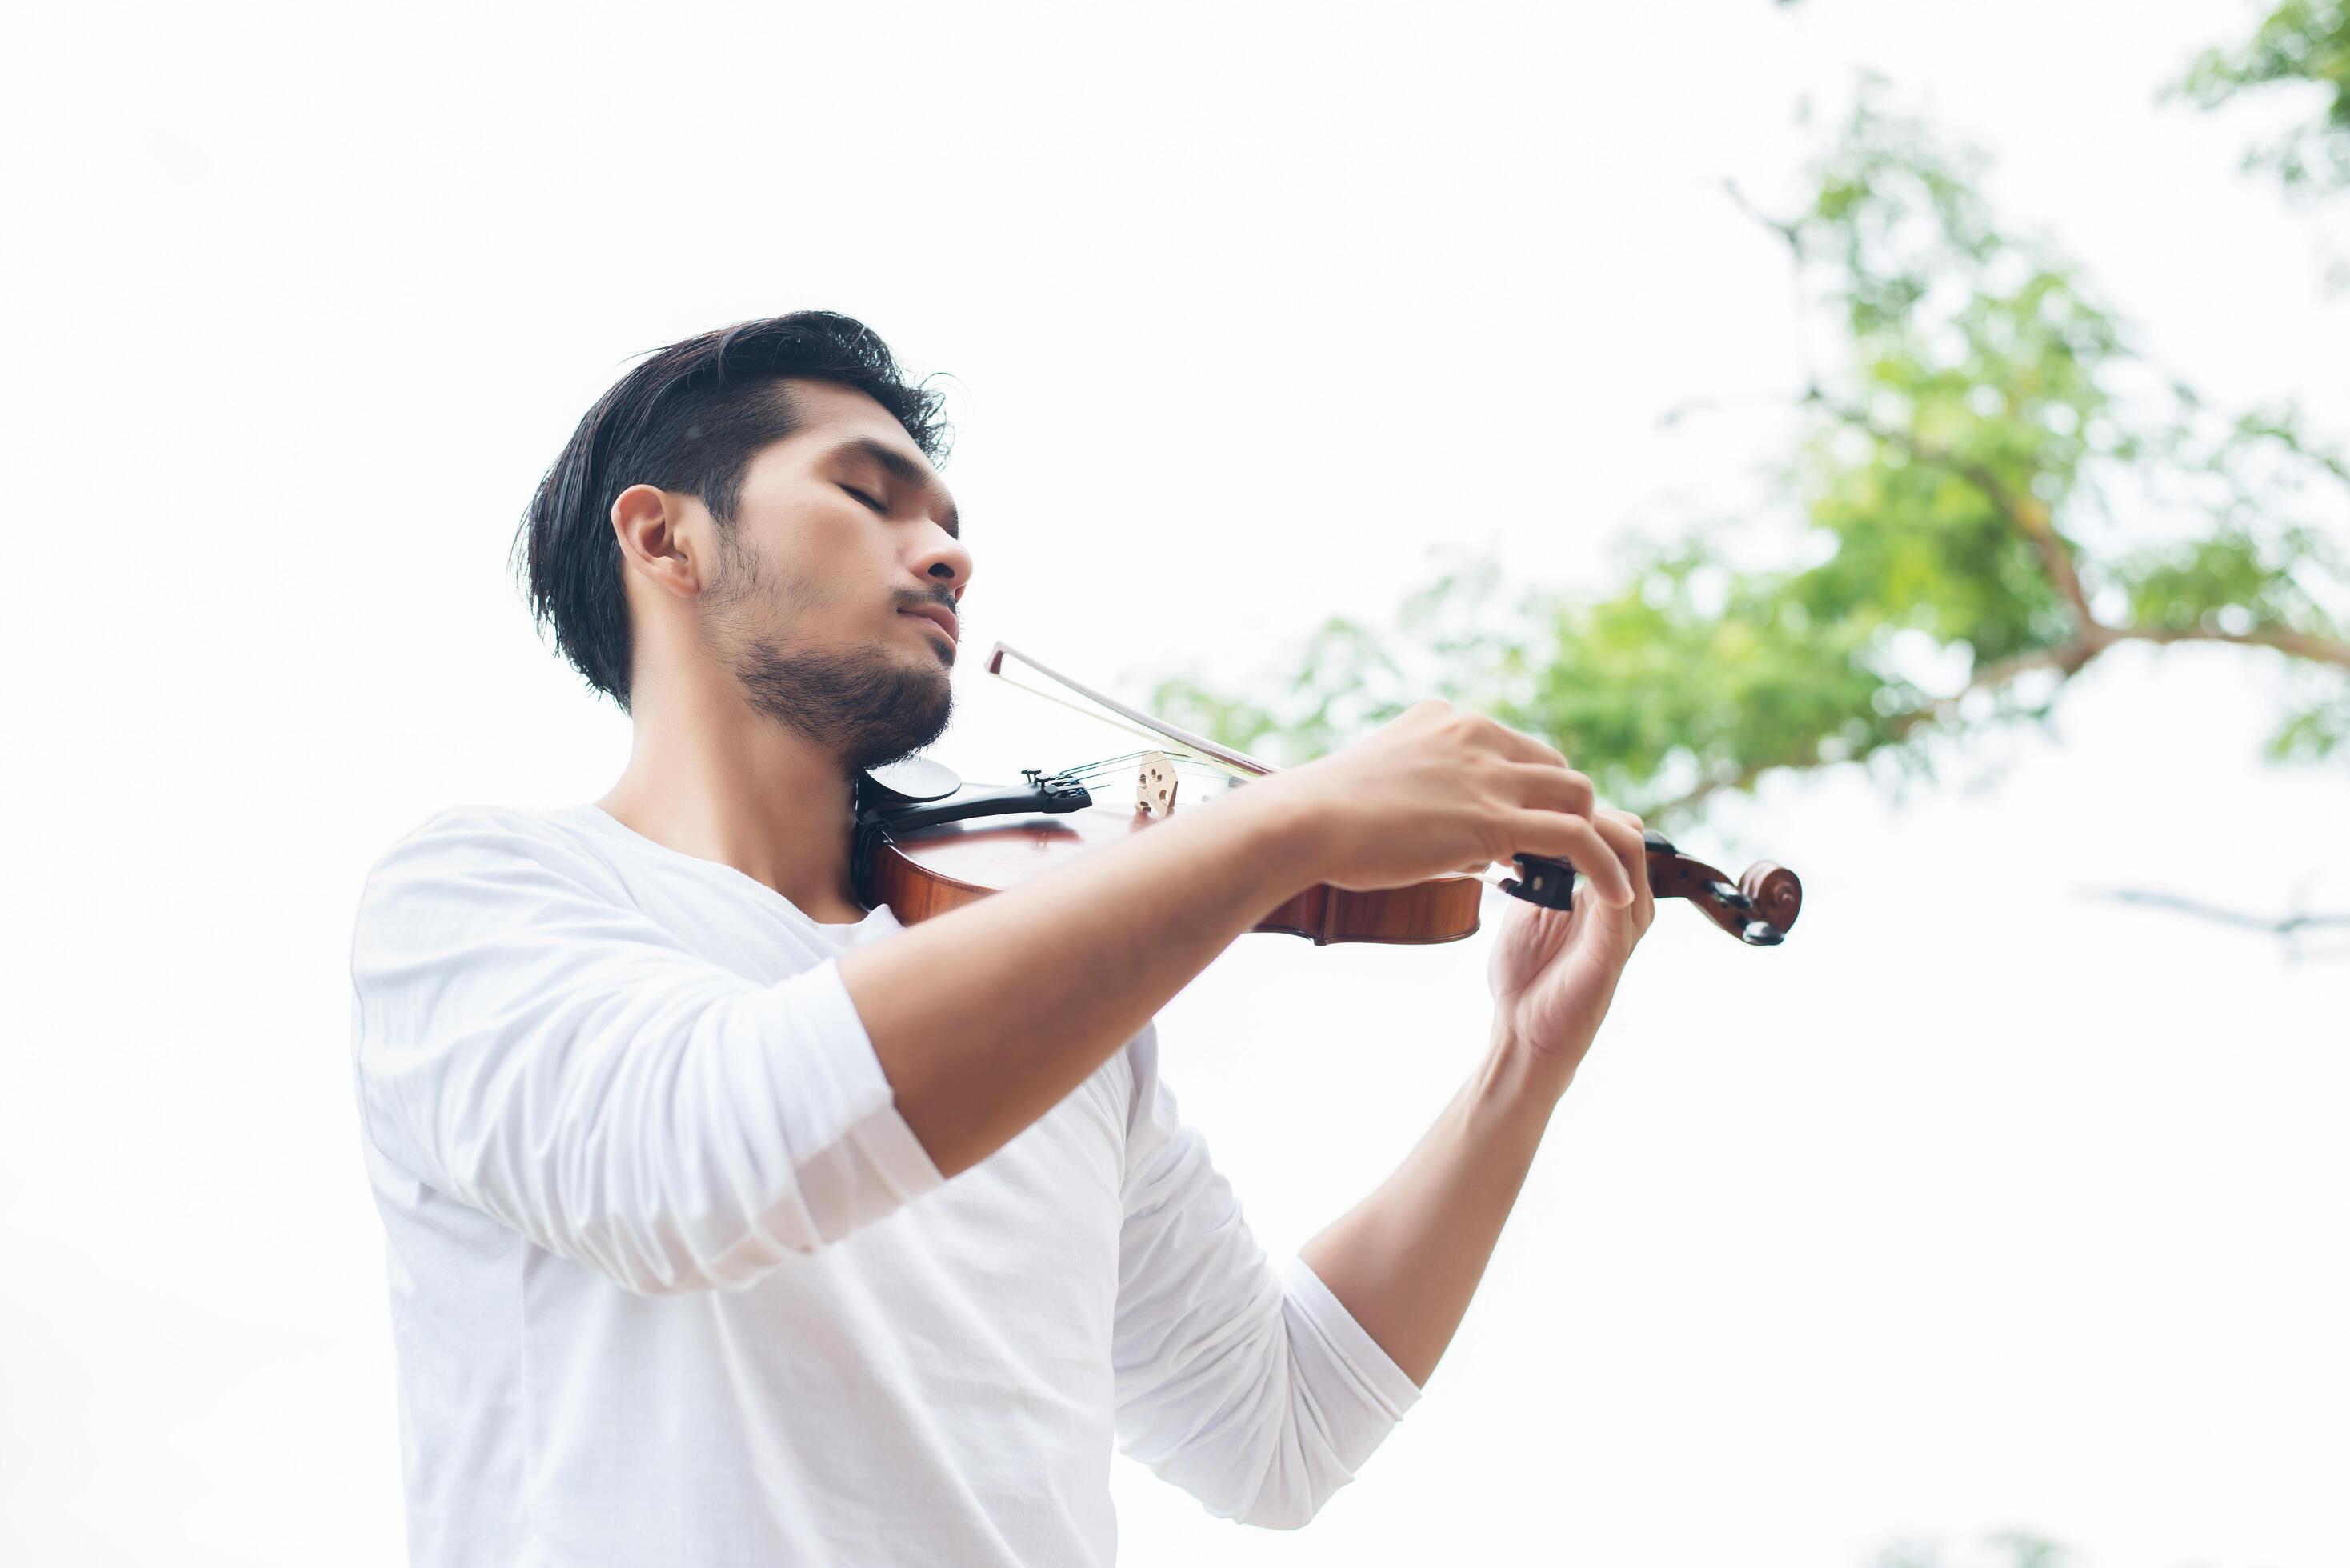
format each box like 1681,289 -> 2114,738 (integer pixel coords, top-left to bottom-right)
1739,921 -> 1784,946
1708,880 -> 1755,912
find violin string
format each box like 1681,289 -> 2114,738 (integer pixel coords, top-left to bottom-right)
1055,752 -> 1135,779
1059,750 -> 1244,782
991,664 -> 1259,787
1060,752 -> 1250,786
1061,753 -> 1146,781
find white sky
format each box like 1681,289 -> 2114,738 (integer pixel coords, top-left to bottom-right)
2,2 -> 2344,1565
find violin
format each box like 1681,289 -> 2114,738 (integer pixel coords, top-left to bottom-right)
851,642 -> 1803,947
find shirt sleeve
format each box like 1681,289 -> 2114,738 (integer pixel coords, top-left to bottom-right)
1110,1026 -> 1423,1530
348,807 -> 943,1295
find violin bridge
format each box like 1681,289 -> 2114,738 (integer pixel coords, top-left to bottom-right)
1135,750 -> 1179,818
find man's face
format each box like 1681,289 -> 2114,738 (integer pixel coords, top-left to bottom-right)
694,378 -> 973,771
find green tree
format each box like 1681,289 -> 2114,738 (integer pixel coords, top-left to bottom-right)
2175,0 -> 2350,195
1152,82 -> 2350,865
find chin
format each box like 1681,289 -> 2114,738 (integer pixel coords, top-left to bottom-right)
850,654 -> 954,770
730,634 -> 955,770
891,634 -> 955,678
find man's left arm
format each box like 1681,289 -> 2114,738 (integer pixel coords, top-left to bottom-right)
1299,809 -> 1655,1387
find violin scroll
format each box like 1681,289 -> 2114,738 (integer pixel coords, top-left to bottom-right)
1740,861 -> 1803,935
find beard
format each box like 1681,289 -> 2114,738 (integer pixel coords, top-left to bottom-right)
732,639 -> 953,772
700,533 -> 955,773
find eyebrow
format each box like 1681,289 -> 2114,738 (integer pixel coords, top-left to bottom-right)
830,435 -> 959,538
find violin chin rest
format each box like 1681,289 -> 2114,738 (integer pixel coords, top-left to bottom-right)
861,755 -> 963,804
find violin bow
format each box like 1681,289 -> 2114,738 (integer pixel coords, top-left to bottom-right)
986,642 -> 1279,778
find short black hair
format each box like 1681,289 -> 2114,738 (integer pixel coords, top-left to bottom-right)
513,311 -> 950,712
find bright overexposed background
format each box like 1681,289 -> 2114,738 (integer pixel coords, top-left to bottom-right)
3,3 -> 2344,1565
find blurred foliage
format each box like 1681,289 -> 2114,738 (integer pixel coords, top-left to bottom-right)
1151,82 -> 2350,826
2175,1 -> 2350,194
1871,1532 -> 2068,1568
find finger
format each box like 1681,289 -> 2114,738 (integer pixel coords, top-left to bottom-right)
1467,713 -> 1570,769
1400,697 -> 1455,727
1588,810 -> 1654,926
1499,760 -> 1596,819
1506,810 -> 1635,908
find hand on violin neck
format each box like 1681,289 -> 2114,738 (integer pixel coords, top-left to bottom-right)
1262,699 -> 1637,910
1481,806 -> 1655,1101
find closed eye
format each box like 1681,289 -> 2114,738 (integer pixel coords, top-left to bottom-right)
840,485 -> 887,514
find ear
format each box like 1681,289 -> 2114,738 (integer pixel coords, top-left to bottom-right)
611,483 -> 707,601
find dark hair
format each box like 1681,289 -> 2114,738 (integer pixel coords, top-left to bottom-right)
513,311 -> 951,711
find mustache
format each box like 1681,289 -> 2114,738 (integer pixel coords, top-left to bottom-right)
896,586 -> 961,617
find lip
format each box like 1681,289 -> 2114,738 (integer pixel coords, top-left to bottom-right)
899,605 -> 959,647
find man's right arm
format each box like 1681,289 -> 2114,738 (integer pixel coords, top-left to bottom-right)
350,702 -> 1628,1294
841,700 -> 1634,1178
843,778 -> 1311,1178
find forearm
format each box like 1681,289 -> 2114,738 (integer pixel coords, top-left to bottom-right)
1298,1041 -> 1567,1388
841,785 -> 1318,1178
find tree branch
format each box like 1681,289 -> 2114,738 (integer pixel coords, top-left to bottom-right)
1808,392 -> 2105,642
1643,639 -> 2092,821
2116,624 -> 2350,670
2082,886 -> 2350,952
1645,614 -> 2350,821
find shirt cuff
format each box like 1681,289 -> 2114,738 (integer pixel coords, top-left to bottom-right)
771,957 -> 945,1214
1280,1254 -> 1426,1419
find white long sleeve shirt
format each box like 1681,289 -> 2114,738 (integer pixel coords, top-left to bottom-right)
347,803 -> 1420,1567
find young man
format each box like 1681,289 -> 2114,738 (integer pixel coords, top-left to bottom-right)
349,311 -> 1655,1567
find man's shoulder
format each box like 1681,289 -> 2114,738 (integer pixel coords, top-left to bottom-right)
376,801 -> 596,859
357,802 -> 614,910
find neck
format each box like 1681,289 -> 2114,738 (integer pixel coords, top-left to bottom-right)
597,666 -> 867,924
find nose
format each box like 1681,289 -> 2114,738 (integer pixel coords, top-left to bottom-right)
914,530 -> 974,598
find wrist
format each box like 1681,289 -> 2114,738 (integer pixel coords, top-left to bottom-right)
1457,1034 -> 1567,1168
1227,773 -> 1335,896
1477,1022 -> 1579,1112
